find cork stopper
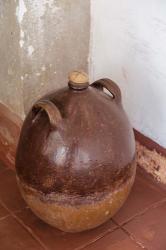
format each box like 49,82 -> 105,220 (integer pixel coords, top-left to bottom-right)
68,71 -> 89,90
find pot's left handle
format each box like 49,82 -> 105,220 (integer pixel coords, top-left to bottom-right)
33,100 -> 62,128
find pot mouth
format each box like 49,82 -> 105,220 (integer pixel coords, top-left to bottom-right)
68,70 -> 89,90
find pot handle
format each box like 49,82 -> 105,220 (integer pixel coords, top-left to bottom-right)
91,78 -> 121,104
33,100 -> 62,128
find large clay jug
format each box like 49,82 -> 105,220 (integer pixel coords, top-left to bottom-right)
16,71 -> 136,232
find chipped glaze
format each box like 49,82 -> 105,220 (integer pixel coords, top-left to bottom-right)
16,72 -> 136,232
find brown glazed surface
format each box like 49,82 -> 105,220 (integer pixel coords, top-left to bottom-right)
16,75 -> 136,232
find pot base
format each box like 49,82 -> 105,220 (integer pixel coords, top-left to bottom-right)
16,169 -> 136,233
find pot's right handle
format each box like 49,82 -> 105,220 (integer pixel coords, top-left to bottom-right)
32,100 -> 62,128
91,78 -> 121,104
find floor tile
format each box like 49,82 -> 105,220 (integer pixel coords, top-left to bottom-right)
0,160 -> 7,172
0,169 -> 27,212
113,169 -> 166,225
124,201 -> 166,250
16,208 -> 117,250
0,215 -> 44,250
84,228 -> 142,250
0,203 -> 9,219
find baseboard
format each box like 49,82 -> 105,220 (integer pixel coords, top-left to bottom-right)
0,103 -> 22,169
134,129 -> 166,157
134,129 -> 166,184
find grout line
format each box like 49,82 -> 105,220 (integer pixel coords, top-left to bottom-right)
121,226 -> 148,249
0,214 -> 11,221
12,205 -> 29,214
0,199 -> 48,250
112,198 -> 166,250
74,224 -> 120,250
113,197 -> 166,227
112,219 -> 148,249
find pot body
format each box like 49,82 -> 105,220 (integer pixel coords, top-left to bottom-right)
16,76 -> 136,232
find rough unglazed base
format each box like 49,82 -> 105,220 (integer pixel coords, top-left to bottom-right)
16,171 -> 136,233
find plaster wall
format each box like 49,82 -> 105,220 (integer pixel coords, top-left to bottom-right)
90,0 -> 166,148
0,1 -> 24,117
0,0 -> 90,117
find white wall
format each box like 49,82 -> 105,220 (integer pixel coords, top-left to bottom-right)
90,0 -> 166,148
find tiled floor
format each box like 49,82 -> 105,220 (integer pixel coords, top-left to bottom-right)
0,163 -> 166,250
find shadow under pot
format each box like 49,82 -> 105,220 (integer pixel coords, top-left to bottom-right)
16,71 -> 136,232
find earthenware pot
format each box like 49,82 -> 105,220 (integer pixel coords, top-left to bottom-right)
16,71 -> 136,232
